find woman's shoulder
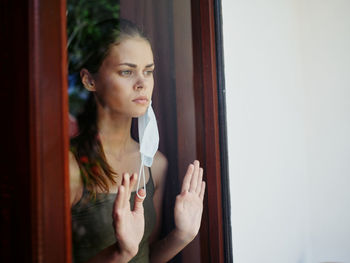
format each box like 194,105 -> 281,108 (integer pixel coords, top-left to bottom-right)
69,151 -> 80,177
151,151 -> 168,189
69,151 -> 83,205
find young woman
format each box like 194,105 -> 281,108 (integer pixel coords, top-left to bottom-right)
69,19 -> 205,263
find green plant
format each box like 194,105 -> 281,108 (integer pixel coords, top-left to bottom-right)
67,0 -> 120,115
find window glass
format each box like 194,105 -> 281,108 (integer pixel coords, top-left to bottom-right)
67,1 -> 199,262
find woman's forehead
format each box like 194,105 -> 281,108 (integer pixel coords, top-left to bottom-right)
105,38 -> 154,67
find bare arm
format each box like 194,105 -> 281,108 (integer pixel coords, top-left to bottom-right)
69,152 -> 145,262
149,158 -> 206,263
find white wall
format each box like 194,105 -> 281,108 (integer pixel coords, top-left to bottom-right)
222,0 -> 350,262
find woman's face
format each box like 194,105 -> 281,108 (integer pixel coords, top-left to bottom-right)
93,37 -> 154,118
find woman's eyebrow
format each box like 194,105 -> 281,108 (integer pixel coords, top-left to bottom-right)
118,63 -> 137,67
117,63 -> 154,68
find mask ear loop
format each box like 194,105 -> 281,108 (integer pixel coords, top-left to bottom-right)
136,158 -> 147,199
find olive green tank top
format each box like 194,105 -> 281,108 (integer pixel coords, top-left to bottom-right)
71,169 -> 156,263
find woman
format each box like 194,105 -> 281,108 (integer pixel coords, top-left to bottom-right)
70,19 -> 205,263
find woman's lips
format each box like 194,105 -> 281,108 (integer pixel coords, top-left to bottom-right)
132,96 -> 148,104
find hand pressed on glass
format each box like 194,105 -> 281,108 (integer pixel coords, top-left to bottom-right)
174,160 -> 206,242
113,173 -> 145,258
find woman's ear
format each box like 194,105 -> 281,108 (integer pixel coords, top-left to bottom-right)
80,69 -> 96,91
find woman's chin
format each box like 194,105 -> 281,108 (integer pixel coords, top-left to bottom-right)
132,109 -> 148,118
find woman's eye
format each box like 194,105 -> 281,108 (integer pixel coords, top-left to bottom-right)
144,70 -> 154,76
119,70 -> 132,76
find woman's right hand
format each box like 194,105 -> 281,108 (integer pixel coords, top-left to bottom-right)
112,173 -> 145,259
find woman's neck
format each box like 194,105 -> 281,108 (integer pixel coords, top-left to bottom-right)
97,105 -> 136,158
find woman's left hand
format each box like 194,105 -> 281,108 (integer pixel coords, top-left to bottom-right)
174,160 -> 206,243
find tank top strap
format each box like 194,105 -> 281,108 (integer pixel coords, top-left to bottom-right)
147,166 -> 155,196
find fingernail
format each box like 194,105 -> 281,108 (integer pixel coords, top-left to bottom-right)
137,189 -> 146,199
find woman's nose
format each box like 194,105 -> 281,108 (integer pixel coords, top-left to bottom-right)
134,74 -> 146,90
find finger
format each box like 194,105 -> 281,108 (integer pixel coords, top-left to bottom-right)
199,181 -> 206,201
130,173 -> 138,191
122,173 -> 130,206
130,173 -> 137,189
189,160 -> 200,192
133,189 -> 145,214
195,168 -> 204,194
113,185 -> 125,217
181,164 -> 194,193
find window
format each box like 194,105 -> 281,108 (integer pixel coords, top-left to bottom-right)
2,0 -> 230,262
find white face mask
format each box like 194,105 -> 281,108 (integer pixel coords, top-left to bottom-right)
136,101 -> 159,199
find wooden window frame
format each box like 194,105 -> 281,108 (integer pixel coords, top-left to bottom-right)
2,0 -> 231,262
191,0 -> 230,262
28,0 -> 71,262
